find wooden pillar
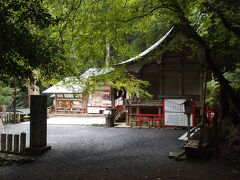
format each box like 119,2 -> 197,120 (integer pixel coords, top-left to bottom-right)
70,100 -> 72,111
54,94 -> 57,114
111,88 -> 115,108
179,58 -> 183,95
1,133 -> 6,151
84,95 -> 88,113
7,134 -> 13,152
129,106 -> 132,126
200,69 -> 207,143
14,134 -> 20,153
136,106 -> 140,127
136,106 -> 140,114
20,132 -> 26,153
126,106 -> 129,125
161,62 -> 164,95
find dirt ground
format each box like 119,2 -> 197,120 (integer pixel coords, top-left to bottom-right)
0,121 -> 239,180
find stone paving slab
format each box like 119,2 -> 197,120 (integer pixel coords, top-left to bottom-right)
21,116 -> 107,125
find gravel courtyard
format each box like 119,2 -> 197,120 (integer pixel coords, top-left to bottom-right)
0,118 -> 239,180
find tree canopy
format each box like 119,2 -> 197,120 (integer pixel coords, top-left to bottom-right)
0,81 -> 14,108
1,0 -> 240,113
43,0 -> 240,112
0,0 -> 69,84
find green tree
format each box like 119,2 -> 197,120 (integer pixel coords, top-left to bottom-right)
43,0 -> 240,117
44,0 -> 171,69
0,0 -> 68,83
0,81 -> 14,109
170,0 -> 240,118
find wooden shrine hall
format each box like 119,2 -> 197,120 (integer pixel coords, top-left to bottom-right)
119,27 -> 205,128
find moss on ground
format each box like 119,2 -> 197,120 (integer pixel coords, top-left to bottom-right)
0,153 -> 35,166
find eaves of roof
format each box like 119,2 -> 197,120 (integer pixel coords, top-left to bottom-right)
42,67 -> 113,94
118,26 -> 175,65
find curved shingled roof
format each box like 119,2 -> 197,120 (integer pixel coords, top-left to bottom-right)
118,26 -> 174,65
42,68 -> 112,94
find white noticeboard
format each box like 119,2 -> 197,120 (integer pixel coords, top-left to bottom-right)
164,99 -> 193,127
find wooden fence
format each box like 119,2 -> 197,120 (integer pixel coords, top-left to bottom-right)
0,112 -> 23,124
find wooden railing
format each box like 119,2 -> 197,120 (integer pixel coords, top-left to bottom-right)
0,112 -> 22,124
130,114 -> 164,128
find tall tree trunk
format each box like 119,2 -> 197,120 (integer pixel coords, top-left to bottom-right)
212,110 -> 219,157
219,84 -> 230,139
204,48 -> 240,115
105,40 -> 110,67
13,78 -> 17,123
220,84 -> 230,119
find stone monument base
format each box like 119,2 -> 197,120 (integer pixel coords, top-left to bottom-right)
25,146 -> 51,156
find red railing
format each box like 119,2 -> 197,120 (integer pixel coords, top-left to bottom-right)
136,114 -> 164,129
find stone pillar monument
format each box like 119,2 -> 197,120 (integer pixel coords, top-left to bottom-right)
26,95 -> 51,155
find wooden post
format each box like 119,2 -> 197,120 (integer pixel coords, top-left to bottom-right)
7,134 -> 13,152
129,107 -> 132,126
179,58 -> 183,95
15,113 -> 20,123
6,113 -> 9,123
0,116 -> 4,133
9,113 -> 11,123
212,110 -> 219,157
200,70 -> 207,143
162,98 -> 165,128
111,108 -> 116,127
111,88 -> 115,108
20,132 -> 26,153
1,133 -> 6,151
55,94 -> 58,114
14,134 -> 20,153
126,106 -> 129,125
187,114 -> 191,140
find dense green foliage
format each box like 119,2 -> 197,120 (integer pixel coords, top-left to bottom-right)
206,64 -> 240,108
1,0 -> 239,79
0,81 -> 28,110
44,0 -> 240,72
0,81 -> 14,108
188,0 -> 240,64
44,0 -> 240,110
1,0 -> 239,114
0,0 -> 68,83
84,67 -> 152,99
